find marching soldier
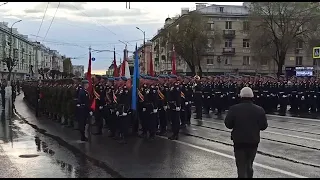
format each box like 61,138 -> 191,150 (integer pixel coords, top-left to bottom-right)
157,78 -> 168,135
76,80 -> 92,142
93,75 -> 105,135
168,77 -> 182,140
193,75 -> 202,119
117,78 -> 131,143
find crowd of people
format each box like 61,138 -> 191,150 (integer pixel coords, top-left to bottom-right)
21,74 -> 318,142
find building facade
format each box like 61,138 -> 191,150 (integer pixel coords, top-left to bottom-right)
150,3 -> 316,76
0,22 -> 68,80
72,65 -> 84,78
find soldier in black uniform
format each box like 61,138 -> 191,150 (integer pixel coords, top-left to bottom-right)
278,76 -> 289,115
76,80 -> 91,142
168,77 -> 182,140
194,75 -> 202,119
148,79 -> 159,140
157,77 -> 168,135
118,78 -> 131,143
93,75 -> 105,135
184,80 -> 193,125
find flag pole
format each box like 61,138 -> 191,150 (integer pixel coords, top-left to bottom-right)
88,45 -> 92,143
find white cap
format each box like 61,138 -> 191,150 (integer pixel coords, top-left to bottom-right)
240,87 -> 254,98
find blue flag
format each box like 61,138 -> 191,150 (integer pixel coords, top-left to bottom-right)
131,44 -> 139,110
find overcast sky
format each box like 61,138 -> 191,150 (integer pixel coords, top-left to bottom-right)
0,2 -> 243,74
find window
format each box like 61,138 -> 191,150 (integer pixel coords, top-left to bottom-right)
207,58 -> 214,65
243,56 -> 250,65
296,40 -> 303,49
295,56 -> 303,66
207,23 -> 214,31
243,21 -> 250,31
219,7 -> 224,13
243,39 -> 250,48
225,21 -> 232,29
225,40 -> 232,47
225,56 -> 231,65
313,59 -> 318,66
207,38 -> 214,47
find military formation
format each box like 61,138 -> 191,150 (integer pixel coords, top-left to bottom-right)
21,74 -> 320,142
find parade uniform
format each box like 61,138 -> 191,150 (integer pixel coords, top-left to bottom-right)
76,80 -> 91,141
168,81 -> 182,140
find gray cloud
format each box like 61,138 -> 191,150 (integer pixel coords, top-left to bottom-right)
74,8 -> 148,18
24,2 -> 86,14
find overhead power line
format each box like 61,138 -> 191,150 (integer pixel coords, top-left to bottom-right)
69,2 -> 117,36
36,2 -> 49,42
43,2 -> 60,42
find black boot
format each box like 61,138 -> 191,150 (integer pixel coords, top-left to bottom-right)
80,131 -> 88,142
168,134 -> 178,140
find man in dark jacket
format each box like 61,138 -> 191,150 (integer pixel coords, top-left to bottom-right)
224,87 -> 268,178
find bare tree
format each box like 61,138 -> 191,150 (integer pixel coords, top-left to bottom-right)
249,2 -> 320,76
160,11 -> 219,76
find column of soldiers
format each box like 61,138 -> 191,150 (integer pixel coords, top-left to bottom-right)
22,74 -> 320,142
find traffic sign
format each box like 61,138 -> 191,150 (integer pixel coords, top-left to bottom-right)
91,57 -> 95,61
313,47 -> 320,59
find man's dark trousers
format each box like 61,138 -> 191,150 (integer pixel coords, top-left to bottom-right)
234,144 -> 258,178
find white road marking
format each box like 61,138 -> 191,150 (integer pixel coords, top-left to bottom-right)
158,136 -> 307,178
195,119 -> 320,142
264,131 -> 320,142
267,114 -> 320,123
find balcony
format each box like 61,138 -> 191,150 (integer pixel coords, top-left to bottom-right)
222,48 -> 235,55
223,30 -> 236,39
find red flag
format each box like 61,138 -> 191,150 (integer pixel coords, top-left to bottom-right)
87,50 -> 93,95
113,47 -> 119,77
149,51 -> 154,77
90,98 -> 96,111
172,45 -> 176,75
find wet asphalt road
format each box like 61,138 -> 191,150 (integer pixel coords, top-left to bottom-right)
1,94 -> 320,178
0,109 -> 112,178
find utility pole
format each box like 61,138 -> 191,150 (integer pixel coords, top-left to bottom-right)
136,27 -> 146,74
8,20 -> 21,81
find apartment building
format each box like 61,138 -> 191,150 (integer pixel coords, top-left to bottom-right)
151,3 -> 316,76
72,65 -> 84,78
136,41 -> 152,75
0,22 -> 68,80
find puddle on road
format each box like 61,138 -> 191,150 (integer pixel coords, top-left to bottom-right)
0,117 -> 112,178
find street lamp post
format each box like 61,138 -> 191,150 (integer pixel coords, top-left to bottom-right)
8,19 -> 22,81
136,27 -> 146,74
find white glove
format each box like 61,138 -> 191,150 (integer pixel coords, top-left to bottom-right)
89,111 -> 93,116
99,106 -> 103,110
142,108 -> 146,112
176,107 -> 180,111
185,102 -> 188,105
116,111 -> 119,116
163,106 -> 167,110
122,112 -> 127,116
202,95 -> 204,98
207,96 -> 210,99
153,109 -> 158,113
38,99 -> 40,102
110,109 -> 114,113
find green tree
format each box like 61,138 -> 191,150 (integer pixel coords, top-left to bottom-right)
249,2 -> 320,76
161,11 -> 219,76
2,49 -> 18,81
63,58 -> 73,74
